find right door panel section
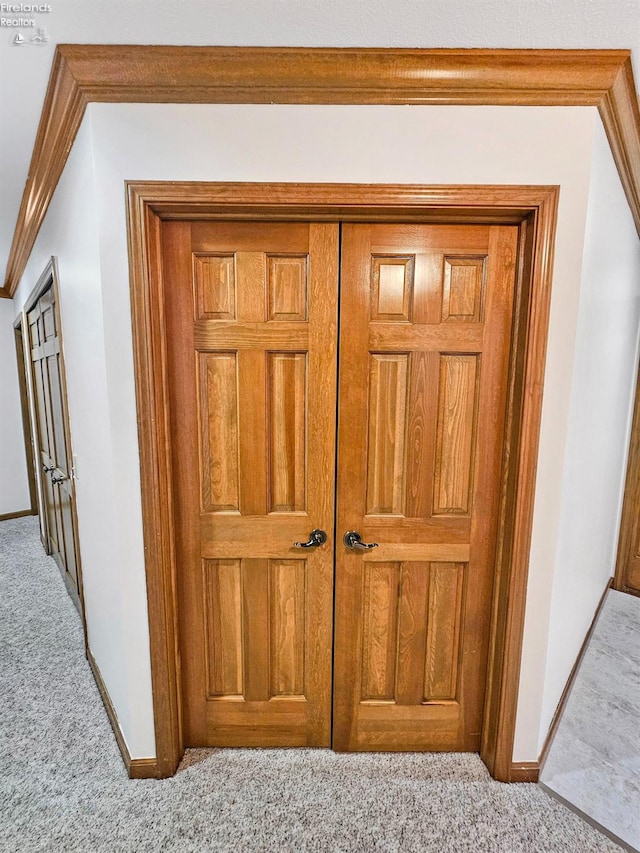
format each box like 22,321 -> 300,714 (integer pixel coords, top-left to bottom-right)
333,223 -> 519,751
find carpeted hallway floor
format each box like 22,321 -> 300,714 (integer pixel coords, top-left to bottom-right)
0,516 -> 622,852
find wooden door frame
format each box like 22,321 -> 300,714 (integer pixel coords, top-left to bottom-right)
11,313 -> 38,520
614,355 -> 640,596
127,180 -> 559,782
20,257 -> 87,623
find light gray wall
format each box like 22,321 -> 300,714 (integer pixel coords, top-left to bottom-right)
88,101 -> 596,759
12,116 -> 154,757
9,99 -> 640,764
537,116 -> 640,747
0,300 -> 31,516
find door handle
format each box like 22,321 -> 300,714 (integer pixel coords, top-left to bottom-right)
293,529 -> 327,548
43,464 -> 55,473
51,474 -> 67,485
343,531 -> 379,550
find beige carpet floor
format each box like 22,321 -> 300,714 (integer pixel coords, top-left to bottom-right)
0,516 -> 622,852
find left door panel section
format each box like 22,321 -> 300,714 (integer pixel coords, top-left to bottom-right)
164,221 -> 339,747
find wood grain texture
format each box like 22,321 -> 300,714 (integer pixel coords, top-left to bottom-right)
433,355 -> 479,515
480,201 -> 560,781
13,319 -> 38,515
334,222 -> 515,754
270,559 -> 306,697
268,255 -> 308,321
366,354 -> 408,515
395,562 -> 430,705
167,220 -> 337,748
371,256 -> 414,321
510,762 -> 540,783
404,352 -> 436,519
424,562 -> 464,701
0,509 -> 38,522
199,353 -> 240,512
194,254 -> 235,320
129,182 -> 558,779
443,257 -> 486,322
615,355 -> 640,596
361,563 -> 400,701
4,47 -> 640,295
204,559 -> 244,697
268,353 -> 307,513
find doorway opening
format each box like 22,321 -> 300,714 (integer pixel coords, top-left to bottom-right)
19,259 -> 84,615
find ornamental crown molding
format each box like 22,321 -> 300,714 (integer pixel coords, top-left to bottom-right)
2,46 -> 639,297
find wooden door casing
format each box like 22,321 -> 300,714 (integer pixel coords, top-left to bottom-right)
615,356 -> 640,596
129,182 -> 559,780
333,224 -> 518,751
165,221 -> 339,747
26,280 -> 80,607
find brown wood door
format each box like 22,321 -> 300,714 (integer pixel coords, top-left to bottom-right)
333,224 -> 518,751
165,221 -> 339,747
27,281 -> 80,607
615,360 -> 640,596
167,219 -> 518,751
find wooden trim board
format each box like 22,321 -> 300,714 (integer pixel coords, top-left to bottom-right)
510,762 -> 540,783
127,180 -> 559,780
12,316 -> 38,514
0,508 -> 37,522
3,46 -> 640,296
87,649 -> 159,779
615,352 -> 640,596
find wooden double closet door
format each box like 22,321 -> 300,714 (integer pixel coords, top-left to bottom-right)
164,218 -> 517,752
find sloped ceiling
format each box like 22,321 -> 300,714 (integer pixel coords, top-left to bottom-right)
1,0 -> 639,286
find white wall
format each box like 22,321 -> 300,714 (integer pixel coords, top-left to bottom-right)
15,99 -> 637,764
12,115 -> 156,758
87,101 -> 598,759
0,299 -> 31,516
515,116 -> 640,756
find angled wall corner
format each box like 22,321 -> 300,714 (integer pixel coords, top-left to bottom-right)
5,46 -> 640,765
521,113 -> 640,758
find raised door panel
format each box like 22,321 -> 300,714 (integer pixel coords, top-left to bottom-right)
199,353 -> 240,513
268,353 -> 307,513
334,222 -> 518,751
167,220 -> 338,747
433,355 -> 479,516
357,559 -> 464,709
366,354 -> 408,515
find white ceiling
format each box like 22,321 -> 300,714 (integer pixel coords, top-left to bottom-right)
1,0 -> 639,287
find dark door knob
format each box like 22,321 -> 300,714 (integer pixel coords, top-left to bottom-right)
343,531 -> 379,550
293,529 -> 328,548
